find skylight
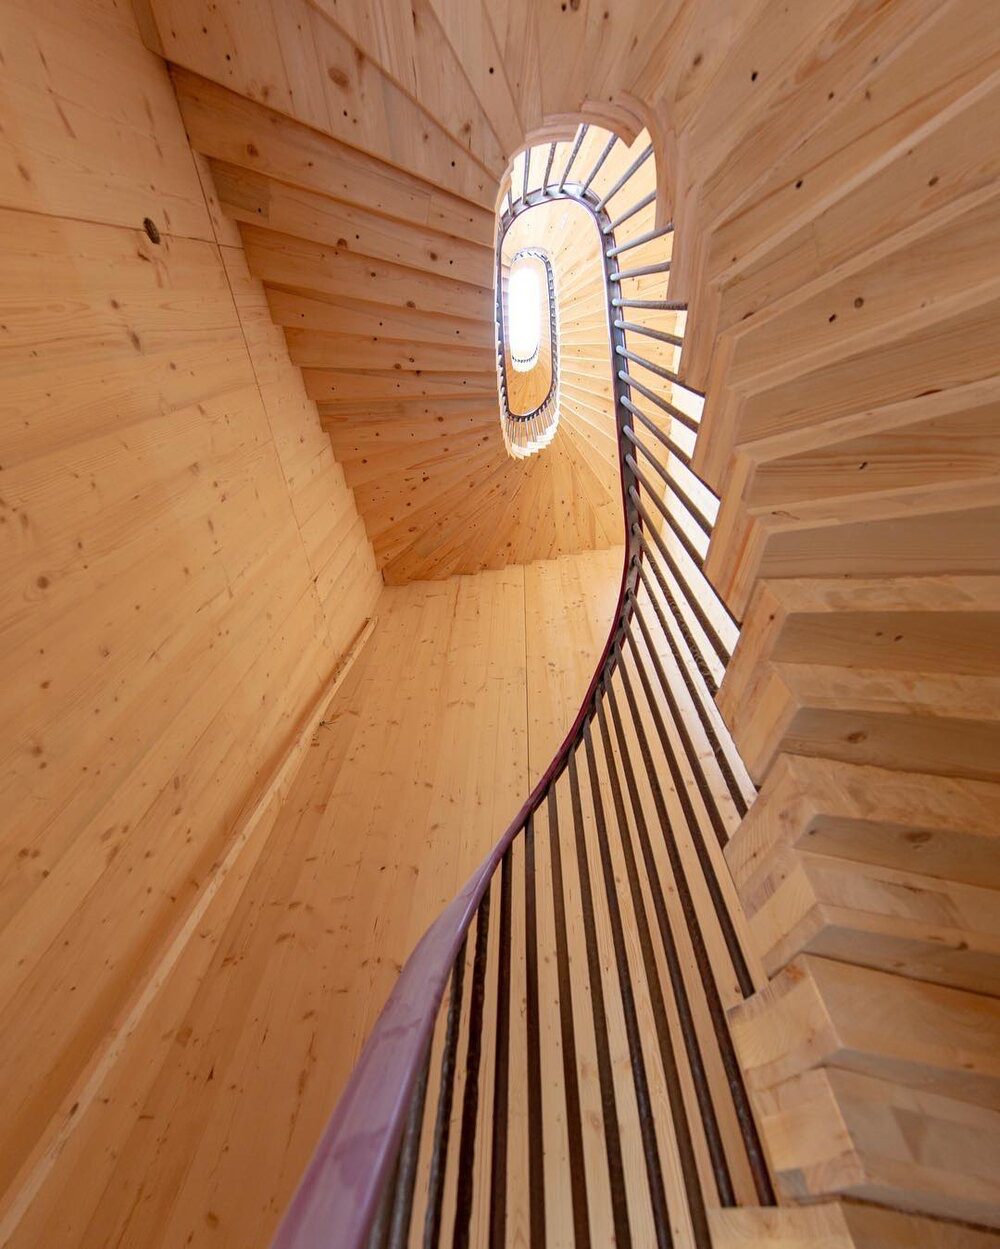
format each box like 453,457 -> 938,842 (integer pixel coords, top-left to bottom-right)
507,261 -> 542,370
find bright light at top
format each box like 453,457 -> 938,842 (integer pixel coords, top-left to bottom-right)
508,263 -> 541,369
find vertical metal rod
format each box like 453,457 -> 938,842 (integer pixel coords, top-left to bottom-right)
635,565 -> 748,814
388,1045 -> 432,1249
423,939 -> 468,1248
567,748 -> 632,1249
595,143 -> 654,211
618,347 -> 705,397
546,785 -> 592,1248
581,134 -> 618,193
632,592 -> 744,837
623,623 -> 749,976
522,147 -> 531,203
614,319 -> 684,348
604,189 -> 656,233
606,225 -> 674,258
488,848 -> 513,1249
623,429 -> 712,537
523,815 -> 547,1247
628,475 -> 707,571
622,397 -> 692,465
452,888 -> 493,1249
637,537 -> 719,695
558,124 -> 589,191
616,640 -> 775,1206
617,372 -> 699,433
582,719 -> 672,1247
367,1147 -> 401,1249
542,142 -> 556,193
632,518 -> 731,670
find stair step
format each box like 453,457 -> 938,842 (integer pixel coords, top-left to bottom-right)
209,158 -> 493,287
755,1066 -> 1000,1227
728,658 -> 1000,783
710,1202 -> 1000,1249
726,754 -> 1000,898
730,955 -> 1000,1106
719,576 -> 1000,780
739,848 -> 1000,992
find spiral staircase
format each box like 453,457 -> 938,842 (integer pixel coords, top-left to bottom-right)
2,2 -> 999,1248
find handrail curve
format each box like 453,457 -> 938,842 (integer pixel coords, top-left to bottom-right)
272,130 -> 773,1249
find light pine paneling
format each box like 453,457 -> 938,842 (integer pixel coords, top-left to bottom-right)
0,0 -> 378,1230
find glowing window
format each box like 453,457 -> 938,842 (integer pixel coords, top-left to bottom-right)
507,260 -> 542,371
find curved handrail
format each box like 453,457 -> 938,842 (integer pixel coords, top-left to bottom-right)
273,174 -> 641,1249
272,137 -> 770,1249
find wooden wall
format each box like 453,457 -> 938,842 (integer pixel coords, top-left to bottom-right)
0,0 -> 379,1231
3,547 -> 622,1249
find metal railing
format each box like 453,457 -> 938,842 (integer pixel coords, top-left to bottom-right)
272,127 -> 774,1249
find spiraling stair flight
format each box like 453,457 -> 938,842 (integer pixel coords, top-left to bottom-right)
3,3 -> 999,1249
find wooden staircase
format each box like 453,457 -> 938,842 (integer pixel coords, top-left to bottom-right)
3,0 -> 998,1245
137,0 -> 1000,1241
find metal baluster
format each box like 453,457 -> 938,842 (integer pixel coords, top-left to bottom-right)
618,371 -> 700,432
609,260 -> 672,282
617,347 -> 706,398
522,815 -> 547,1246
595,143 -> 653,212
613,643 -> 775,1205
598,678 -> 723,1236
614,319 -> 684,348
606,225 -> 674,258
622,397 -> 692,465
546,785 -> 592,1248
567,749 -> 631,1249
423,941 -> 468,1247
558,124 -> 589,192
581,719 -> 672,1248
581,133 -> 618,193
452,889 -> 493,1249
603,189 -> 656,234
387,1046 -> 432,1249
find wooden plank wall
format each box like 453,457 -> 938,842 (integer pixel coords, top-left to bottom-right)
0,0 -> 380,1236
3,547 -> 622,1249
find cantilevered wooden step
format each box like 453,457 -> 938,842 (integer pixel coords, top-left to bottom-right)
726,752 -> 1000,990
719,576 -> 1000,781
710,1202 -> 1000,1249
731,955 -> 1000,1106
706,377 -> 1000,613
752,1065 -> 1000,1226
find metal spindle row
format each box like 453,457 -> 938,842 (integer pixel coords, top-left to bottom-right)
275,127 -> 775,1249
